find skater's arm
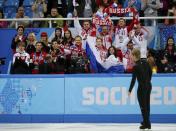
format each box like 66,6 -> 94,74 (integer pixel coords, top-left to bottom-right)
129,66 -> 137,93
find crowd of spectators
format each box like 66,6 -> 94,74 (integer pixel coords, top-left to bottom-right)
0,0 -> 176,28
0,0 -> 175,74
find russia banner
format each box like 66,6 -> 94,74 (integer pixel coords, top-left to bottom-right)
85,36 -> 125,73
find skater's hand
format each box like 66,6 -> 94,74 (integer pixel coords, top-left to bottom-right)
128,92 -> 131,97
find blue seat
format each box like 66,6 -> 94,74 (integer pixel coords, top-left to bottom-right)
8,12 -> 16,18
25,6 -> 33,18
23,0 -> 34,7
3,6 -> 17,18
4,0 -> 19,7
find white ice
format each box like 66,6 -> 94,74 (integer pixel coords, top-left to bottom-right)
0,123 -> 176,131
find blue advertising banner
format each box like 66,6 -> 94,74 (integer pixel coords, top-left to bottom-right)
65,76 -> 176,114
0,77 -> 64,114
0,74 -> 176,123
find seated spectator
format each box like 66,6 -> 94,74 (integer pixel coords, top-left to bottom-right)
11,42 -> 30,74
47,0 -> 67,17
40,32 -> 51,53
9,6 -> 30,28
11,25 -> 27,53
51,27 -> 63,43
31,0 -> 47,27
39,54 -> 57,74
45,7 -> 64,28
0,8 -> 8,28
68,35 -> 89,73
30,41 -> 47,74
50,40 -> 66,74
26,32 -> 37,55
160,37 -> 176,73
62,29 -> 74,47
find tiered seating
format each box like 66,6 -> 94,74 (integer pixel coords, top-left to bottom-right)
3,0 -> 19,18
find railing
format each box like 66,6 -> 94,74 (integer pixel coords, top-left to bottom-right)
0,16 -> 176,28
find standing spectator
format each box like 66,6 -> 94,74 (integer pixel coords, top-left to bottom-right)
31,0 -> 47,27
11,25 -> 27,53
62,29 -> 74,73
0,9 -> 8,28
121,39 -> 135,73
98,25 -> 113,50
74,9 -> 94,40
95,37 -> 107,62
9,6 -> 30,28
133,23 -> 149,59
45,7 -> 64,28
114,17 -> 137,49
11,42 -> 30,74
141,0 -> 161,26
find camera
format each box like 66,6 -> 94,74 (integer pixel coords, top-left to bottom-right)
0,57 -> 6,65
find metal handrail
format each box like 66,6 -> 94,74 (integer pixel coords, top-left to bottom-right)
0,16 -> 175,28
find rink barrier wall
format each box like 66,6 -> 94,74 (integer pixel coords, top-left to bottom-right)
0,74 -> 176,123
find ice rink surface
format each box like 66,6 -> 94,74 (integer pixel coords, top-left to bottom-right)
0,123 -> 176,131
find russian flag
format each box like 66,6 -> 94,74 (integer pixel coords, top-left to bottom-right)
86,36 -> 125,73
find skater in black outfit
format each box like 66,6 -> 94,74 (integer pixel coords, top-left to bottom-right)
128,48 -> 152,129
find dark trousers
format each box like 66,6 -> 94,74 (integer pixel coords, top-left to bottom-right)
137,86 -> 152,126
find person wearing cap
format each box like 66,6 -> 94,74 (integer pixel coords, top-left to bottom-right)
40,32 -> 51,53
